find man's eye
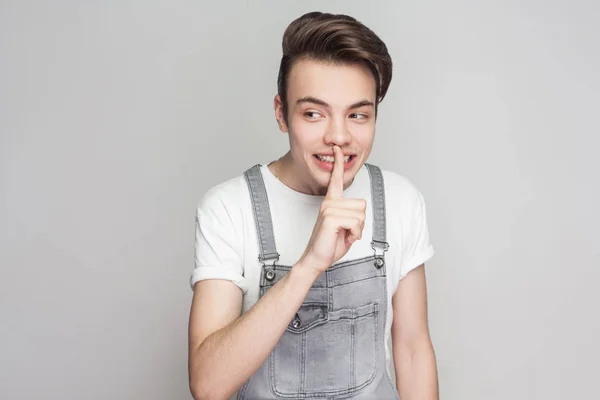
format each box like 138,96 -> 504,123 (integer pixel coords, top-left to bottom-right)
305,111 -> 320,118
350,113 -> 368,120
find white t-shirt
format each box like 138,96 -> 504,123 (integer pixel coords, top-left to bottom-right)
191,162 -> 434,385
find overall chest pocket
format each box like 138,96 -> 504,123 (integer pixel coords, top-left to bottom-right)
269,301 -> 379,398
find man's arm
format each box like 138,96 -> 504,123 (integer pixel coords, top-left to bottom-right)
188,263 -> 320,400
391,263 -> 439,399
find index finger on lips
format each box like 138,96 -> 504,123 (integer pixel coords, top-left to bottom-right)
325,145 -> 344,200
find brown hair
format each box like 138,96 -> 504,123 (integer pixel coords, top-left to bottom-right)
277,12 -> 393,121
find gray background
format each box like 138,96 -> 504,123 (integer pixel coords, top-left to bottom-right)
1,0 -> 598,399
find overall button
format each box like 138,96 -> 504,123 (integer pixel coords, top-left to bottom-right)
292,313 -> 301,328
374,257 -> 385,268
265,269 -> 276,281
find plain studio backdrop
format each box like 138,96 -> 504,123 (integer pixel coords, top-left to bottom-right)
1,1 -> 598,399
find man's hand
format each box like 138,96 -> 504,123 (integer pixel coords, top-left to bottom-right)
297,145 -> 366,275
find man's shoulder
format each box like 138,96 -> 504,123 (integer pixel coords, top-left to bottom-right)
380,168 -> 420,195
196,170 -> 250,217
379,168 -> 426,210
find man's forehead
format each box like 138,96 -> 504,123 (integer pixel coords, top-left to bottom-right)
287,59 -> 377,106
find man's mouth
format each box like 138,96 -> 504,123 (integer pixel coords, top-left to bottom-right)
314,154 -> 355,163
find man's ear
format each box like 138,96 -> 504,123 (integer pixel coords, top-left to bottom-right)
273,94 -> 288,132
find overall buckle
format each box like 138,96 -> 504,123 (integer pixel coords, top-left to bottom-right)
259,252 -> 280,281
371,240 -> 389,268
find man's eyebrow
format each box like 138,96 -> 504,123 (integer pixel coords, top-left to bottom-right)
295,97 -> 375,110
348,100 -> 375,109
296,96 -> 330,107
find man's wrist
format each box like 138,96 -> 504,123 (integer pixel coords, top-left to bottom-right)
290,259 -> 322,287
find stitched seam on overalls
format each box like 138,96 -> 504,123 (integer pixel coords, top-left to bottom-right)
329,274 -> 386,288
329,255 -> 379,270
327,267 -> 332,313
350,319 -> 356,389
260,255 -> 377,273
244,168 -> 266,258
254,165 -> 278,259
366,163 -> 387,242
301,331 -> 306,393
245,165 -> 279,263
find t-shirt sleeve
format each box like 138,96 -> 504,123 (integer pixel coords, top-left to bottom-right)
190,188 -> 248,293
399,190 -> 435,278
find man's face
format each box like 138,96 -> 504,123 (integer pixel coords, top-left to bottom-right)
275,58 -> 377,196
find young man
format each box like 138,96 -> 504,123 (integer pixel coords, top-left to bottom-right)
188,12 -> 439,400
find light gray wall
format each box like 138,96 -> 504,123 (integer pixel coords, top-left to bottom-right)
1,1 -> 598,399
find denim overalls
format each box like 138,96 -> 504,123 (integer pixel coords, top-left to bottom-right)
237,163 -> 399,399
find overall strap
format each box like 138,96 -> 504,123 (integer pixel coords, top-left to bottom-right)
243,165 -> 279,266
365,163 -> 389,265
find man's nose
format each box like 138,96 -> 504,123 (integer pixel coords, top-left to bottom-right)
324,119 -> 352,146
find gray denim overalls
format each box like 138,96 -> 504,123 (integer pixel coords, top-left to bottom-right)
237,163 -> 399,400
